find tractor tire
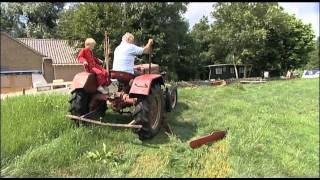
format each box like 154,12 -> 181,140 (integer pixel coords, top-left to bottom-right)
165,86 -> 178,112
69,90 -> 107,120
133,84 -> 165,140
69,89 -> 90,116
69,89 -> 90,126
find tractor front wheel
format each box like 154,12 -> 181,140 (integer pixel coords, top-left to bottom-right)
133,84 -> 165,140
165,86 -> 178,112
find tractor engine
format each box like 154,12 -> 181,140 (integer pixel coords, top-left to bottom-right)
107,79 -> 137,112
107,71 -> 137,112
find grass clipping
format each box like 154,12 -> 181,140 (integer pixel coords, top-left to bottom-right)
189,141 -> 231,178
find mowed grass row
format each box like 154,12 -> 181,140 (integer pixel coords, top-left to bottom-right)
1,79 -> 319,177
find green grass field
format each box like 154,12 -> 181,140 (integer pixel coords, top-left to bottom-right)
1,79 -> 319,177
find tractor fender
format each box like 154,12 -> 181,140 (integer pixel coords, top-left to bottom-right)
71,72 -> 98,93
129,74 -> 164,96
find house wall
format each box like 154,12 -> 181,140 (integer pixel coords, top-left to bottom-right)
53,65 -> 84,81
0,33 -> 43,72
0,74 -> 33,93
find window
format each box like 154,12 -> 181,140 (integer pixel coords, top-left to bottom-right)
230,67 -> 235,74
239,67 -> 244,73
215,67 -> 222,74
222,66 -> 227,72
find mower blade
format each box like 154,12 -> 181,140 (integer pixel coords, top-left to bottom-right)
81,110 -> 98,118
189,130 -> 227,149
66,115 -> 142,129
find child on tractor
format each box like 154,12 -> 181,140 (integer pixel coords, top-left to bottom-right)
77,38 -> 110,94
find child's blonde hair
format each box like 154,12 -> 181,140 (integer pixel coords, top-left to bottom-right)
85,38 -> 96,46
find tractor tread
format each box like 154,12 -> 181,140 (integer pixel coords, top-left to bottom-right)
133,84 -> 165,140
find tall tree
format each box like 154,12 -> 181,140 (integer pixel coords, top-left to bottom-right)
210,3 -> 271,78
190,16 -> 212,78
206,2 -> 315,77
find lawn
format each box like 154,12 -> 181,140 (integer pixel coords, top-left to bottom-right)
1,78 -> 319,177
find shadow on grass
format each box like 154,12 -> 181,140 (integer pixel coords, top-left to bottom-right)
76,102 -> 196,145
141,102 -> 197,145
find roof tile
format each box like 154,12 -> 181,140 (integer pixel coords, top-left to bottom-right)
17,38 -> 81,65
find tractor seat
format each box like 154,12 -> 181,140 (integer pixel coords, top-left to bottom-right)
110,70 -> 135,83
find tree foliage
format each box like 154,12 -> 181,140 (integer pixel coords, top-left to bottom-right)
205,2 -> 315,76
1,2 -> 317,80
0,2 -> 64,38
190,17 -> 211,61
58,2 -> 191,80
1,3 -> 26,37
305,37 -> 320,70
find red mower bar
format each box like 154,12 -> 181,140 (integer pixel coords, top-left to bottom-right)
189,129 -> 228,149
66,115 -> 142,129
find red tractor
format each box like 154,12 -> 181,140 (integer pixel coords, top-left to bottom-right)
66,35 -> 177,140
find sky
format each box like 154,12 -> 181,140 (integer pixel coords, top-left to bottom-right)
184,2 -> 319,38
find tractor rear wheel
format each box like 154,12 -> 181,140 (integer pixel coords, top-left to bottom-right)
69,89 -> 106,126
69,89 -> 90,116
69,89 -> 90,126
133,84 -> 165,140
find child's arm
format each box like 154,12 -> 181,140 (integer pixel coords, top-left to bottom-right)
94,58 -> 103,65
77,49 -> 88,65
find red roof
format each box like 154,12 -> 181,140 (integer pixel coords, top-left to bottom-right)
17,38 -> 81,65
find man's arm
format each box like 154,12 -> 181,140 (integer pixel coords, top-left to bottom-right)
142,39 -> 154,54
131,39 -> 154,56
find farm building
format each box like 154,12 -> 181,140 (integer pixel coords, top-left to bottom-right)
1,32 -> 83,93
205,64 -> 253,80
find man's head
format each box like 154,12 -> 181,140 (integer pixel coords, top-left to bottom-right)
122,32 -> 135,44
85,38 -> 96,50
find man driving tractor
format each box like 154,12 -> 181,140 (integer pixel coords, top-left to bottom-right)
77,33 -> 153,94
113,32 -> 154,74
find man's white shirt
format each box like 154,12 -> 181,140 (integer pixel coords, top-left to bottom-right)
112,41 -> 144,74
